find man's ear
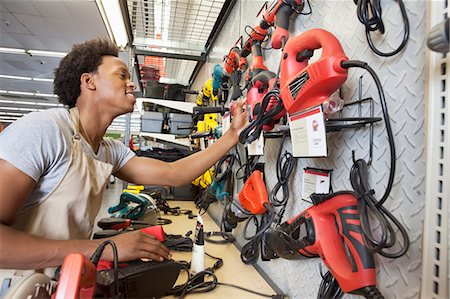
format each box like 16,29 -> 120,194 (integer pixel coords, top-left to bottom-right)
80,73 -> 96,90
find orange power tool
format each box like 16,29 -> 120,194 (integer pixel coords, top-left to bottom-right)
279,28 -> 348,114
264,192 -> 383,298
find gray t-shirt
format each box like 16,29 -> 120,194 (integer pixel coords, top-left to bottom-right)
0,108 -> 135,209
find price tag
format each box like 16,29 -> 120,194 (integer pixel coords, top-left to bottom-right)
247,132 -> 264,156
208,137 -> 215,147
222,112 -> 231,135
289,106 -> 327,157
301,168 -> 331,199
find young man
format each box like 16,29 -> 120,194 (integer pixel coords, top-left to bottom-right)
0,38 -> 247,274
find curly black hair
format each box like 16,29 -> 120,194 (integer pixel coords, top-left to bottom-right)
54,37 -> 119,107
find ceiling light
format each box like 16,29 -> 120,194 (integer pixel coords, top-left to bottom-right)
0,75 -> 32,80
27,50 -> 66,58
96,0 -> 129,48
0,89 -> 57,98
0,47 -> 66,58
0,47 -> 26,54
0,119 -> 15,123
32,78 -> 54,82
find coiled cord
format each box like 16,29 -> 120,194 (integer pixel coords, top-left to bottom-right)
354,0 -> 409,57
341,60 -> 409,258
269,136 -> 297,208
239,89 -> 284,144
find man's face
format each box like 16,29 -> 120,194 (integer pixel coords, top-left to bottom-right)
92,55 -> 136,114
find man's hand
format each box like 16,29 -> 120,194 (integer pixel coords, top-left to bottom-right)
228,98 -> 249,142
104,230 -> 171,262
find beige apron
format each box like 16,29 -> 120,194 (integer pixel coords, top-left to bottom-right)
0,108 -> 113,296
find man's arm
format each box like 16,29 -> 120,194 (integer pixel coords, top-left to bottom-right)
0,159 -> 170,269
115,99 -> 248,187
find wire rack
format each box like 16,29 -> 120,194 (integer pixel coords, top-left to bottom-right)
127,0 -> 226,86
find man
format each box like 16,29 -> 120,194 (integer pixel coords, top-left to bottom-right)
0,38 -> 247,274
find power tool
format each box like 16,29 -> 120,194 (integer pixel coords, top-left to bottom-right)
108,192 -> 157,223
259,0 -> 304,49
279,29 -> 348,114
223,169 -> 270,232
196,154 -> 235,211
239,70 -> 285,144
264,191 -> 383,298
223,46 -> 247,103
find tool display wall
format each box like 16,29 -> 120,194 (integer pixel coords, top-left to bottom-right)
191,0 -> 428,298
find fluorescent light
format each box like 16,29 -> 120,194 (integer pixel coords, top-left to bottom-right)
27,50 -> 66,58
0,75 -> 32,81
0,47 -> 26,54
0,107 -> 39,112
0,119 -> 15,123
33,78 -> 54,82
0,89 -> 58,98
7,91 -> 34,96
0,47 -> 66,58
96,0 -> 129,48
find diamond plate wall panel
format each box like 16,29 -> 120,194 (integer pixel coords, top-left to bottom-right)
193,1 -> 427,298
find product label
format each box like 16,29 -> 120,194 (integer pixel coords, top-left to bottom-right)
302,168 -> 331,199
247,132 -> 264,156
289,105 -> 327,157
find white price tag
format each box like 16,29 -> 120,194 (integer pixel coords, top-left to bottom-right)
208,137 -> 215,147
289,106 -> 327,157
222,112 -> 231,135
301,169 -> 331,199
247,132 -> 264,156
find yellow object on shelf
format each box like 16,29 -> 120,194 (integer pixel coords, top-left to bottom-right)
127,185 -> 144,191
122,189 -> 140,194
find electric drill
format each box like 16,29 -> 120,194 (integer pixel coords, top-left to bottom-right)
264,191 -> 383,298
223,46 -> 247,103
279,28 -> 348,114
246,70 -> 284,132
259,0 -> 304,49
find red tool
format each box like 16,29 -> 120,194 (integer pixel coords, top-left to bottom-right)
245,41 -> 269,82
279,29 -> 348,114
224,169 -> 270,231
53,253 -> 96,299
246,71 -> 284,132
238,170 -> 269,215
260,0 -> 304,49
241,25 -> 269,58
265,192 -> 381,297
223,46 -> 247,76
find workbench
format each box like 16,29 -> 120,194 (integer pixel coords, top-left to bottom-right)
158,200 -> 279,299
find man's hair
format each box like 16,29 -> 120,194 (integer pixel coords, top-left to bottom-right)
54,37 -> 119,107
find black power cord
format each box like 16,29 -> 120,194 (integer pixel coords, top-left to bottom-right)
354,0 -> 409,57
317,270 -> 344,299
341,60 -> 409,258
168,252 -> 283,298
90,240 -> 120,297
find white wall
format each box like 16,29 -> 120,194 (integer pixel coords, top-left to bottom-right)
192,1 -> 427,298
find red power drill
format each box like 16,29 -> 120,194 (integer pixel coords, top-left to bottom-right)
279,29 -> 348,114
260,0 -> 304,49
246,71 -> 284,131
264,192 -> 383,298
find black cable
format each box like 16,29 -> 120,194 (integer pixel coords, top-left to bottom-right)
239,89 -> 285,144
269,135 -> 297,207
90,240 -> 120,296
341,60 -> 409,258
169,253 -> 283,299
204,231 -> 235,244
317,270 -> 344,299
354,0 -> 409,57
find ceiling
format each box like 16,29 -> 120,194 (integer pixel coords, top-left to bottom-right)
0,0 -> 234,130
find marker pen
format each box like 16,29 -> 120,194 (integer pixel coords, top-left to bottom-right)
190,214 -> 205,282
